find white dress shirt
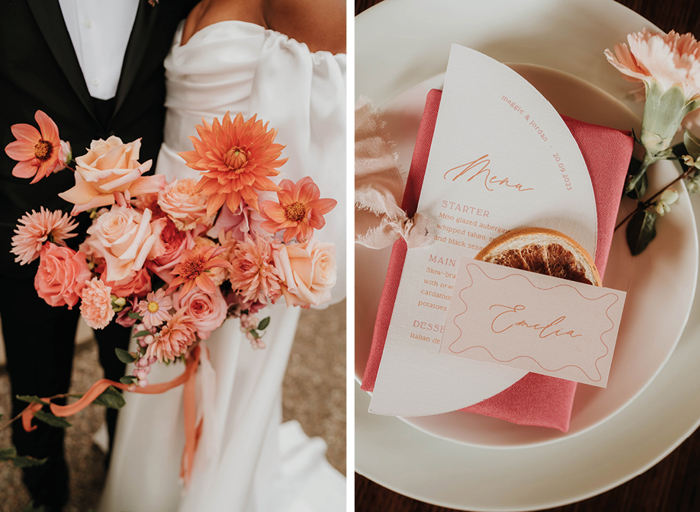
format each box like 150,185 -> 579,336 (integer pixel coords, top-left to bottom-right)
58,0 -> 140,100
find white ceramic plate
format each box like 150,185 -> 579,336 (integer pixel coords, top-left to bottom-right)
355,0 -> 700,508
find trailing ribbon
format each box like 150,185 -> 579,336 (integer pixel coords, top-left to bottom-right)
21,344 -> 202,486
355,97 -> 436,249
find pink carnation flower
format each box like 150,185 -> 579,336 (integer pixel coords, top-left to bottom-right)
80,278 -> 115,329
229,236 -> 281,305
605,29 -> 700,101
145,310 -> 197,363
137,289 -> 173,330
12,207 -> 79,265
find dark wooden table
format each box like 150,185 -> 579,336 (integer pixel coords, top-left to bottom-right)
355,0 -> 700,510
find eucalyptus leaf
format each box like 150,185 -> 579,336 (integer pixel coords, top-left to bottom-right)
132,330 -> 151,339
120,376 -> 138,385
92,387 -> 126,410
257,316 -> 270,330
0,447 -> 16,461
115,348 -> 137,364
684,130 -> 700,161
16,395 -> 48,405
33,410 -> 71,428
128,311 -> 143,320
11,455 -> 47,468
626,210 -> 657,256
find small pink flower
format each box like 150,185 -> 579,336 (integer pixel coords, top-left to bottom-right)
158,178 -> 213,231
115,298 -> 138,328
137,289 -> 173,330
11,207 -> 79,265
174,286 -> 227,339
80,278 -> 115,329
35,243 -> 91,309
229,236 -> 281,305
5,110 -> 69,184
145,310 -> 197,363
605,29 -> 700,101
259,177 -> 337,243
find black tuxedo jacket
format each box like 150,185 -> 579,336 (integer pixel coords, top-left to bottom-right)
0,0 -> 198,278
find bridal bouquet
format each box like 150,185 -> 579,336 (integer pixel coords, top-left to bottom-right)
5,110 -> 338,388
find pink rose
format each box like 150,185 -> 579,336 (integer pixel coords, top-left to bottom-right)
174,287 -> 227,339
34,243 -> 91,309
158,178 -> 213,231
80,278 -> 115,329
58,136 -> 166,214
273,238 -> 336,308
147,219 -> 196,283
103,267 -> 152,299
83,205 -> 164,283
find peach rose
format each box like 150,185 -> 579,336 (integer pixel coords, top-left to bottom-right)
158,178 -> 213,231
34,243 -> 91,309
80,278 -> 115,329
273,237 -> 336,308
58,136 -> 166,214
174,287 -> 227,339
103,267 -> 152,299
83,205 -> 164,283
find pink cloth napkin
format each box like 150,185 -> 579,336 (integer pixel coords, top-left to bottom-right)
361,89 -> 633,432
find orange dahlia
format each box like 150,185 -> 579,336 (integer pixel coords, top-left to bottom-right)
168,245 -> 232,296
5,110 -> 69,184
259,177 -> 337,243
179,112 -> 287,216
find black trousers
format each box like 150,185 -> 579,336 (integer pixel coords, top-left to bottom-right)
0,275 -> 130,509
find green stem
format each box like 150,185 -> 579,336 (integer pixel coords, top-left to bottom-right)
625,152 -> 657,193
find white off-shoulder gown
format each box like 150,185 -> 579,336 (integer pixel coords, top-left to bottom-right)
99,21 -> 346,512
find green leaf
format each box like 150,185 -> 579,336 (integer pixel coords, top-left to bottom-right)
21,502 -> 46,512
257,316 -> 270,331
132,330 -> 151,339
684,130 -> 700,162
120,376 -> 138,385
626,210 -> 657,256
12,455 -> 47,468
33,410 -> 71,428
16,395 -> 48,406
128,311 -> 143,320
0,447 -> 17,461
92,387 -> 126,410
115,348 -> 137,364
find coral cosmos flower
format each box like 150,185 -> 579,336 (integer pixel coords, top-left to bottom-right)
11,207 -> 79,265
137,289 -> 173,329
168,245 -> 232,295
229,236 -> 282,305
178,112 -> 287,216
5,110 -> 70,184
260,177 -> 337,243
605,29 -> 700,101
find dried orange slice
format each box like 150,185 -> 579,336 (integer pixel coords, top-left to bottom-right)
475,227 -> 601,286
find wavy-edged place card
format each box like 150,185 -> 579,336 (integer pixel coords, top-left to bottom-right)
369,44 -> 599,416
442,259 -> 626,388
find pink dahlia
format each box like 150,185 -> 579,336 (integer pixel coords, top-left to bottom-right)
145,310 -> 197,363
80,278 -> 115,329
229,236 -> 281,305
259,177 -> 337,243
137,289 -> 173,330
11,207 -> 79,265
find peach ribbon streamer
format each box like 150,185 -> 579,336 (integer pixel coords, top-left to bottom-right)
21,345 -> 202,486
355,98 -> 436,250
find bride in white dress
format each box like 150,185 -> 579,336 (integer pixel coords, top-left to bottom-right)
99,2 -> 346,510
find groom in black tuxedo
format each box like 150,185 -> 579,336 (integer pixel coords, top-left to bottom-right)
0,1 -> 198,509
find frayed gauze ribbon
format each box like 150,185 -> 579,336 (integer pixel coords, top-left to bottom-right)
355,98 -> 436,249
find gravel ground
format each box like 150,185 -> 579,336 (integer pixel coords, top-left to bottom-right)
0,301 -> 346,511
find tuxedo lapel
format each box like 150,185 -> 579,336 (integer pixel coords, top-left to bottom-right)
26,0 -> 98,123
113,0 -> 160,119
